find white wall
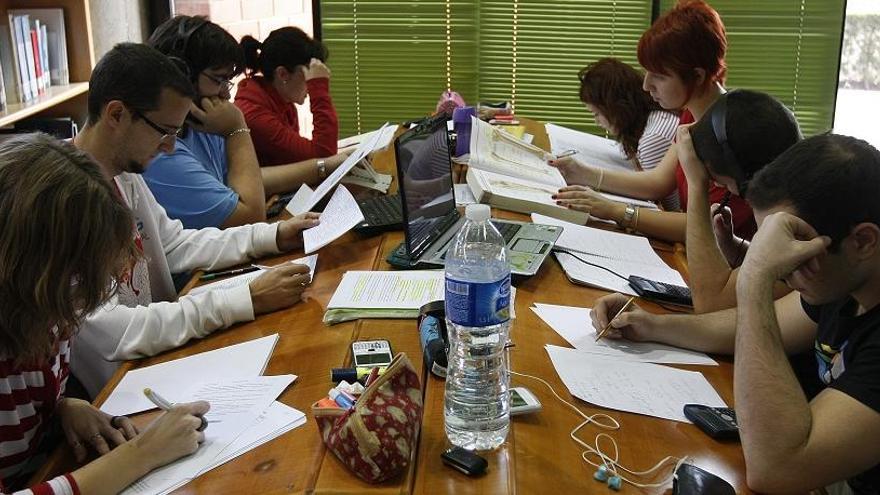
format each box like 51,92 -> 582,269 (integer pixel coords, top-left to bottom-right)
89,0 -> 151,59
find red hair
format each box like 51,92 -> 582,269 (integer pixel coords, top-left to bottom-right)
638,0 -> 727,95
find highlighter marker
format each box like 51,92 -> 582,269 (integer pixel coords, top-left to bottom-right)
328,388 -> 355,409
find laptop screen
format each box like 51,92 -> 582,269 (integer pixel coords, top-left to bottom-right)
395,116 -> 457,258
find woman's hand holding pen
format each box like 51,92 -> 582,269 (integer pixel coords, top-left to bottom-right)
129,401 -> 211,472
590,293 -> 657,342
548,155 -> 597,186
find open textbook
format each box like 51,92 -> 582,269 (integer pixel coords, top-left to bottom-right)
466,117 -> 657,224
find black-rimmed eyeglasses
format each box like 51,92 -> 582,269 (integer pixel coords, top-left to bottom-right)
201,71 -> 234,92
133,110 -> 183,141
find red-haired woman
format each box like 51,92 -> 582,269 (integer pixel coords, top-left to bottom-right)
572,57 -> 680,210
552,0 -> 755,243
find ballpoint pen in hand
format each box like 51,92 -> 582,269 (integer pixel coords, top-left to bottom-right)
554,149 -> 579,160
143,387 -> 208,431
199,265 -> 260,281
595,296 -> 636,342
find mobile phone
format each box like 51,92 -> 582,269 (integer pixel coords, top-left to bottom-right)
509,387 -> 542,416
351,340 -> 393,368
628,275 -> 693,307
683,404 -> 739,440
441,446 -> 488,476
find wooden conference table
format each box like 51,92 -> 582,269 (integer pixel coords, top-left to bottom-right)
39,119 -> 749,494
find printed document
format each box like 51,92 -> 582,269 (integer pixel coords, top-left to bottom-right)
328,270 -> 445,310
546,345 -> 726,422
101,334 -> 278,416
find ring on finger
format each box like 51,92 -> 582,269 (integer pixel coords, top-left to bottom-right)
89,432 -> 103,442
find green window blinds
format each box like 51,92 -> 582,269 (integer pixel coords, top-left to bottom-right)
322,1 -> 478,136
659,0 -> 845,136
478,1 -> 652,133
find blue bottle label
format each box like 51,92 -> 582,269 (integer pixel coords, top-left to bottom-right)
444,275 -> 511,326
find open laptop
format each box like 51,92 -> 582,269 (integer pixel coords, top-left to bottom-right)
386,115 -> 561,277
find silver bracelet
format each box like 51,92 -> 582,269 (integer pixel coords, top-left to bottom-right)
316,159 -> 327,179
227,127 -> 251,138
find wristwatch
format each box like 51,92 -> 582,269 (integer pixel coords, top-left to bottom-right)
619,204 -> 637,229
316,159 -> 327,179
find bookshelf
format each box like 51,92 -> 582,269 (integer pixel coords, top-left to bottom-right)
0,0 -> 94,127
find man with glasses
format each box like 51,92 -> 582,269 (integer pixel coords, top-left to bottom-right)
71,42 -> 320,396
143,16 -> 350,229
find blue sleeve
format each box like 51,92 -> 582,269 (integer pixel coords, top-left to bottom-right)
143,149 -> 239,229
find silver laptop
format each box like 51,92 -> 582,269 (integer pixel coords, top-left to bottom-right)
388,115 -> 561,277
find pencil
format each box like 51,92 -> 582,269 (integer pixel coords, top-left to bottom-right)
595,296 -> 636,342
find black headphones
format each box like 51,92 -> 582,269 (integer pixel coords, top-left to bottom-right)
164,17 -> 210,76
692,90 -> 751,196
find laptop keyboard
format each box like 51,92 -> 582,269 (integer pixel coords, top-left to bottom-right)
360,194 -> 403,225
490,221 -> 522,244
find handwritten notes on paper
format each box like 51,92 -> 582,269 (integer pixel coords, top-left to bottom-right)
302,185 -> 364,254
546,345 -> 726,422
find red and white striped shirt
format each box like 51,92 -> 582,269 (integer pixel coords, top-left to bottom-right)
0,338 -> 79,495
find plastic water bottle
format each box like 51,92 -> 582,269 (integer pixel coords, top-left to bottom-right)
444,204 -> 511,450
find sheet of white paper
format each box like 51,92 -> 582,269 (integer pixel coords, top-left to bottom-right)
285,183 -> 314,216
200,401 -> 307,474
532,212 -> 659,261
521,133 -> 535,145
184,375 -> 296,425
546,345 -> 726,422
531,303 -> 715,365
454,183 -> 477,206
189,255 -> 318,296
546,123 -> 634,171
101,334 -> 278,416
302,185 -> 364,254
288,123 -> 389,215
328,270 -> 444,309
337,123 -> 398,151
554,251 -> 686,295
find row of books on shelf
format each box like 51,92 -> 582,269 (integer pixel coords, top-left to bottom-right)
0,8 -> 69,108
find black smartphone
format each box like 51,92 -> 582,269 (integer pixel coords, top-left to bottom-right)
441,447 -> 488,476
628,275 -> 693,307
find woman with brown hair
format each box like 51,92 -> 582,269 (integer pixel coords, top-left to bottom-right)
574,57 -> 680,209
0,133 -> 209,495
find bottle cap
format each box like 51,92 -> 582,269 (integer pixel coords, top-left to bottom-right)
465,204 -> 490,222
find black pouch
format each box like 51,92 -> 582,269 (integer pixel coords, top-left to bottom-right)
673,464 -> 735,495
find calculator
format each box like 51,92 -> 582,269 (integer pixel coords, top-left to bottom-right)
683,404 -> 739,440
628,275 -> 693,307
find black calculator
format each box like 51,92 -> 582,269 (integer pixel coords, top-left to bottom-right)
628,275 -> 693,307
683,404 -> 739,440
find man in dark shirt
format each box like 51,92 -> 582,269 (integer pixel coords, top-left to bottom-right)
590,134 -> 880,494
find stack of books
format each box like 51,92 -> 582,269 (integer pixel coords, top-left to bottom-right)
0,8 -> 69,108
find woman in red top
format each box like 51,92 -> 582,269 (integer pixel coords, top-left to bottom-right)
552,0 -> 756,243
236,27 -> 339,166
0,133 -> 209,495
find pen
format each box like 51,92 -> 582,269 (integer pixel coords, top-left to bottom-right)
143,388 -> 208,431
328,389 -> 355,409
595,296 -> 636,342
199,265 -> 260,281
364,366 -> 380,388
555,149 -> 579,159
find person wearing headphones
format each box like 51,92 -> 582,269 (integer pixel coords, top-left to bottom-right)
591,134 -> 880,494
235,27 -> 339,165
143,16 -> 350,229
681,89 -> 802,312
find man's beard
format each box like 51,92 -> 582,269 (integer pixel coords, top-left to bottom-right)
124,159 -> 146,175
